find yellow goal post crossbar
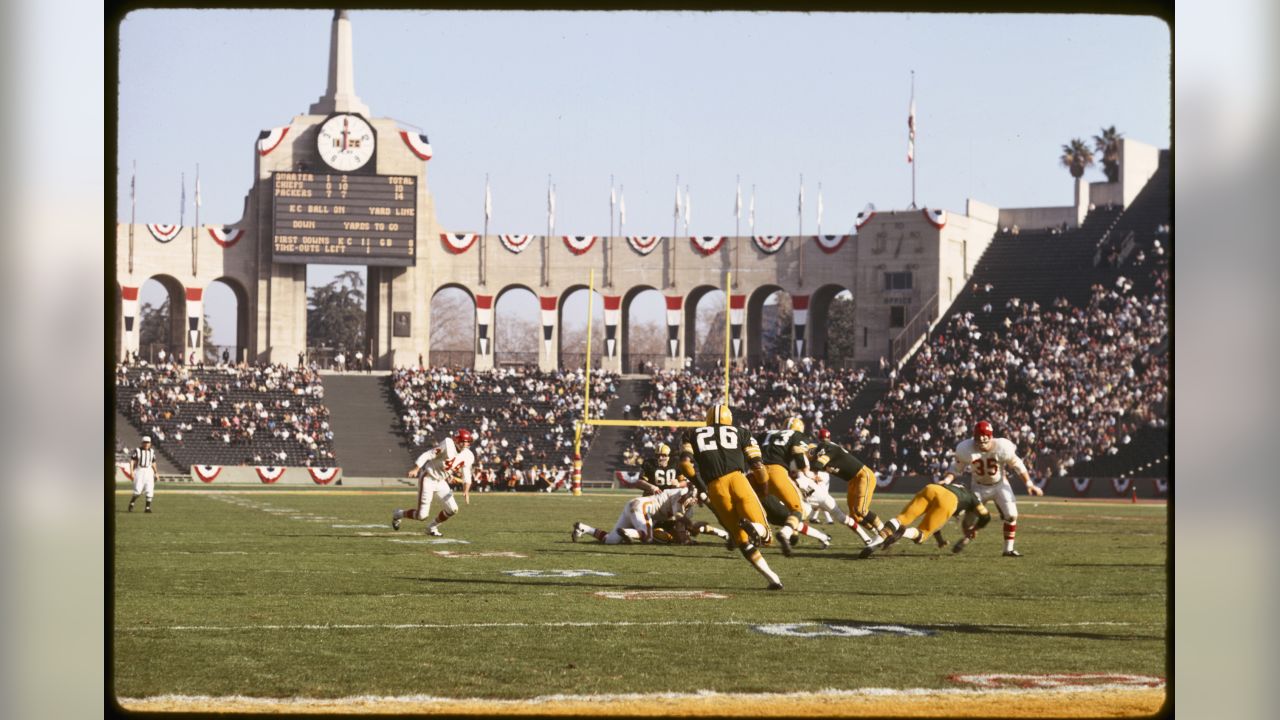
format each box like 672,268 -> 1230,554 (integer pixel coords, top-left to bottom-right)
583,418 -> 706,428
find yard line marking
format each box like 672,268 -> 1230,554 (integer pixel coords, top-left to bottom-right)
117,619 -> 1148,633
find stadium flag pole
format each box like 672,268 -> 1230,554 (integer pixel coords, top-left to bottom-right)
724,271 -> 731,406
129,160 -> 136,274
572,268 -> 596,496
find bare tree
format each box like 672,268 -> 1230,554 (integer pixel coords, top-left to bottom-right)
430,288 -> 475,351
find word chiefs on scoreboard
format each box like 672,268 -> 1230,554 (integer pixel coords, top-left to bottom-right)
271,171 -> 417,266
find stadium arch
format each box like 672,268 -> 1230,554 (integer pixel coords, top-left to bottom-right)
429,283 -> 476,369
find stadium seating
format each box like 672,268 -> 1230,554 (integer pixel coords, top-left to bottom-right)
115,363 -> 337,470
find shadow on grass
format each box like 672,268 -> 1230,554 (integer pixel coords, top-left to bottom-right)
397,576 -> 718,591
811,618 -> 1162,641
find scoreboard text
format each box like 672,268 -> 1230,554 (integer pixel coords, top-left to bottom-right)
271,172 -> 417,266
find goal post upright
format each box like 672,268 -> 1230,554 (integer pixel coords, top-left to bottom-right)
724,271 -> 731,407
572,269 -> 596,496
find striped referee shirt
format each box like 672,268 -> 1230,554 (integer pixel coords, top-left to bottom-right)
132,447 -> 156,469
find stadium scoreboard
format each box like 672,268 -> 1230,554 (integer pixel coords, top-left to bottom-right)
271,172 -> 417,266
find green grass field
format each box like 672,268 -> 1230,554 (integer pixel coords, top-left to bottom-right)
111,484 -> 1167,709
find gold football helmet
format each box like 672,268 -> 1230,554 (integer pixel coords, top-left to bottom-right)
787,417 -> 805,433
706,404 -> 734,426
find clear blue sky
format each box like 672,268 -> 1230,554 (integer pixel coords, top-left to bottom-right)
117,9 -> 1170,343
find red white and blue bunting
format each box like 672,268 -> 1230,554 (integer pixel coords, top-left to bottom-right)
875,472 -> 895,490
208,227 -> 244,248
400,130 -> 433,161
1030,475 -> 1050,492
665,295 -> 682,357
440,233 -> 478,254
194,465 -> 222,483
308,467 -> 340,485
121,286 -> 139,337
1153,477 -> 1168,494
691,236 -> 726,255
1111,477 -> 1133,495
815,235 -> 851,254
792,295 -> 809,356
499,234 -> 534,253
604,295 -> 621,357
186,288 -> 204,351
1070,477 -> 1092,495
257,126 -> 290,156
563,235 -> 597,255
855,203 -> 876,230
540,296 -> 557,356
753,236 -> 787,254
729,295 -> 745,357
147,224 -> 182,243
476,295 -> 493,356
255,466 -> 286,484
923,207 -> 948,229
627,236 -> 662,256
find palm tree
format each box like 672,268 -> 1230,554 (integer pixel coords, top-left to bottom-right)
1060,138 -> 1095,179
1092,125 -> 1123,182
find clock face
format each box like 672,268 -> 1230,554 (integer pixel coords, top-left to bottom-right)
317,114 -> 375,172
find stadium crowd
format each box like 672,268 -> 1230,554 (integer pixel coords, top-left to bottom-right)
115,360 -> 337,468
391,366 -> 618,489
847,266 -> 1169,480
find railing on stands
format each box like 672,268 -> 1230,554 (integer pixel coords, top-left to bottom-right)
623,354 -> 666,374
495,352 -> 539,368
430,350 -> 476,369
1092,212 -> 1125,265
889,291 -> 939,366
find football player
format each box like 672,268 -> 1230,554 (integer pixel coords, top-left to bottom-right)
392,429 -> 475,536
939,420 -> 1042,556
758,418 -> 831,555
808,429 -> 886,556
636,443 -> 681,496
571,484 -> 697,544
679,404 -> 785,590
878,480 -> 991,551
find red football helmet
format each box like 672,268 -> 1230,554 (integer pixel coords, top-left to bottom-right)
454,428 -> 474,446
973,421 -> 994,439
817,428 -> 831,441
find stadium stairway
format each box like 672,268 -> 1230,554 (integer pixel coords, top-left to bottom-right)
322,373 -> 414,478
114,410 -> 183,475
826,377 -> 887,440
579,375 -> 648,484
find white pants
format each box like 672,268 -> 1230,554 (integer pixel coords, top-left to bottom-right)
132,468 -> 155,500
973,480 -> 1017,520
416,476 -> 458,517
605,498 -> 653,544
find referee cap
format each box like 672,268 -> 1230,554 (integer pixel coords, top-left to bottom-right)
142,436 -> 152,443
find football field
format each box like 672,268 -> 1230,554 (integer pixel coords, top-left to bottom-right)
111,485 -> 1168,716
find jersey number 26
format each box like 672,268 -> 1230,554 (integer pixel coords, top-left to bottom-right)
695,426 -> 739,452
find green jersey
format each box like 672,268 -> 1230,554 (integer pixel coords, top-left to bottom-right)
759,429 -> 812,472
941,483 -> 982,514
810,440 -> 867,480
640,457 -> 681,495
685,424 -> 759,483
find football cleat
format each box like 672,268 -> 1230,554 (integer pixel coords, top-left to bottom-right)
127,503 -> 134,513
144,507 -> 153,513
818,536 -> 831,550
1002,549 -> 1023,557
766,581 -> 784,591
858,546 -> 878,559
571,522 -> 584,542
426,526 -> 443,537
392,513 -> 401,531
777,529 -> 794,557
952,537 -> 971,554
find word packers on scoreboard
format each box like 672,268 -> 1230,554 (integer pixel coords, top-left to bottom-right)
271,172 -> 417,266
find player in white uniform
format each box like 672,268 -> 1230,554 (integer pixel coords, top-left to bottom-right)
571,485 -> 698,544
939,420 -> 1042,556
128,436 -> 157,513
392,429 -> 475,536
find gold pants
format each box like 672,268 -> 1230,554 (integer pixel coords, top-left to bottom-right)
763,464 -> 805,513
705,470 -> 771,548
894,484 -> 959,542
845,465 -> 878,520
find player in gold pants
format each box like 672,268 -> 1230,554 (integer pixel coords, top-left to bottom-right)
881,482 -> 991,549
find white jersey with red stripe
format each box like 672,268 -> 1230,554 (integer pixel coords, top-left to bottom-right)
630,485 -> 690,522
414,437 -> 475,487
948,437 -> 1026,487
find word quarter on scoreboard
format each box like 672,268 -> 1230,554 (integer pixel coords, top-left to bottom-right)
271,172 -> 418,267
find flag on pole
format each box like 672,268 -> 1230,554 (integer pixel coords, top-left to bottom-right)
610,184 -> 616,213
674,179 -> 682,219
485,177 -> 492,221
749,187 -> 756,234
735,181 -> 741,220
195,169 -> 202,208
619,188 -> 626,226
908,93 -> 916,164
684,187 -> 691,229
131,163 -> 137,216
180,173 -> 186,226
549,185 -> 556,232
798,177 -> 804,218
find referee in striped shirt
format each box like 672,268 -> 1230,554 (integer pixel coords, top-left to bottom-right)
128,436 -> 157,513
